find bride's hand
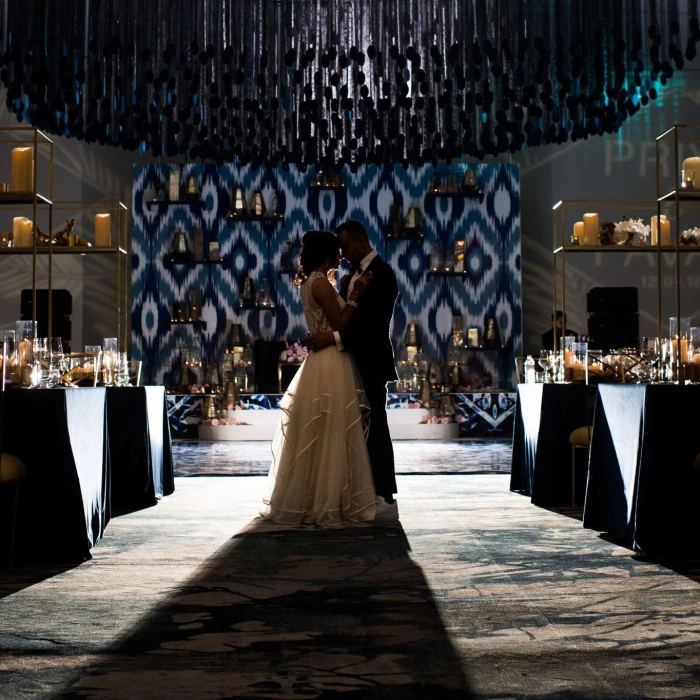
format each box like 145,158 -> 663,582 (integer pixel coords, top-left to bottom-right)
351,271 -> 373,296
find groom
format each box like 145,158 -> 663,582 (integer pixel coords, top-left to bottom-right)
307,220 -> 400,519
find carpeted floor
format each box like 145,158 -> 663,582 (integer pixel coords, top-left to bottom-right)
1,475 -> 700,699
173,439 -> 512,476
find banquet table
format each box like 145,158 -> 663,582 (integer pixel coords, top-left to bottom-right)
583,384 -> 700,557
1,388 -> 109,564
511,383 -> 595,506
106,386 -> 174,513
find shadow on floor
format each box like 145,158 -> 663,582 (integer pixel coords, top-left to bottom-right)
0,563 -> 80,601
60,520 -> 474,699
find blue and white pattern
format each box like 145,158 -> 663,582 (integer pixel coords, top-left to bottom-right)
132,164 -> 521,386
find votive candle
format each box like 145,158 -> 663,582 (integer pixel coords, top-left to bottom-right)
573,221 -> 584,244
11,147 -> 34,191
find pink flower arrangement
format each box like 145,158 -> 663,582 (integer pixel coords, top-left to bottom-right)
226,403 -> 243,411
281,341 -> 309,363
202,418 -> 249,426
407,402 -> 422,409
419,416 -> 455,424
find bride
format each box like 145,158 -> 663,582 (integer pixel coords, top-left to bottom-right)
261,230 -> 377,526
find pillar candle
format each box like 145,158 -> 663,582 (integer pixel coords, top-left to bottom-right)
651,215 -> 671,246
572,221 -> 584,244
672,338 -> 689,363
682,156 -> 700,182
564,350 -> 575,368
582,213 -> 599,246
13,217 -> 32,247
94,213 -> 111,247
11,147 -> 34,191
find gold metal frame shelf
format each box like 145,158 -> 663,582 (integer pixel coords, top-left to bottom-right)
146,200 -> 205,208
654,124 -> 700,377
551,198 -> 666,351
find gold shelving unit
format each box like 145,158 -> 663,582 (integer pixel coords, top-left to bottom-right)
551,198 -> 675,350
0,128 -> 129,348
655,124 -> 700,379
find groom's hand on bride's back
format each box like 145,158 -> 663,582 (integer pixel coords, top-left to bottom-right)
306,332 -> 335,352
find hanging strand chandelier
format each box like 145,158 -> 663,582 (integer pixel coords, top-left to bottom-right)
1,1 -> 698,167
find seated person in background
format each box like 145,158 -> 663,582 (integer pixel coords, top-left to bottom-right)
541,311 -> 578,350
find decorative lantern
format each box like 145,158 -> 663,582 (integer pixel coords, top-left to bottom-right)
462,168 -> 478,191
240,277 -> 256,307
171,229 -> 190,261
168,167 -> 180,201
388,204 -> 402,239
232,187 -> 247,215
251,191 -> 266,217
256,277 -> 275,309
185,176 -> 200,201
453,238 -> 466,273
404,323 -> 420,363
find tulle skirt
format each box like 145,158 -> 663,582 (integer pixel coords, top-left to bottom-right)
261,346 -> 377,527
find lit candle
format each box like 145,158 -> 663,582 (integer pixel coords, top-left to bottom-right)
573,221 -> 584,244
672,338 -> 689,363
94,213 -> 111,247
651,215 -> 671,246
11,147 -> 34,191
682,157 -> 700,183
582,213 -> 599,246
13,217 -> 32,247
564,350 -> 575,368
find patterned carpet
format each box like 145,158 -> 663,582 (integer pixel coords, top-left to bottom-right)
1,475 -> 700,699
173,439 -> 512,476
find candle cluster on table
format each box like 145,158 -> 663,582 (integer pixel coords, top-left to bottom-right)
1,326 -> 133,388
533,315 -> 700,385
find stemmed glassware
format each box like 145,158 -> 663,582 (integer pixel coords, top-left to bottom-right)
31,337 -> 48,387
102,338 -> 118,386
539,350 -> 553,383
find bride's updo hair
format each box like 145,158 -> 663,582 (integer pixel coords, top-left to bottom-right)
294,230 -> 339,287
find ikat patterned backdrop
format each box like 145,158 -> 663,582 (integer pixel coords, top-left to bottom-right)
131,163 -> 521,386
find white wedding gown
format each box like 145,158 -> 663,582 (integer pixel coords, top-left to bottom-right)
261,271 -> 377,527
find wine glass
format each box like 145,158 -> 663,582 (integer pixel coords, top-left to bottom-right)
539,350 -> 553,383
102,338 -> 118,386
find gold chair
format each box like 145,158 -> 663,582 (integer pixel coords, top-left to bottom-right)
1,339 -> 26,567
569,425 -> 592,506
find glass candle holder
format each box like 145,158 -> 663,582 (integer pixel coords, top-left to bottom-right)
669,317 -> 690,363
573,342 -> 588,382
691,327 -> 700,363
682,169 -> 696,190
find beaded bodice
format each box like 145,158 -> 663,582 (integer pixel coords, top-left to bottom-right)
300,271 -> 344,335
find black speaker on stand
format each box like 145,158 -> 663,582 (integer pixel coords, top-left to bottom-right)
586,287 -> 639,352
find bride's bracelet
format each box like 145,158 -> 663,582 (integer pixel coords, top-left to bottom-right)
347,299 -> 359,309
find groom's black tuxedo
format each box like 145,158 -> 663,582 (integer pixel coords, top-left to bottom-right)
340,254 -> 399,499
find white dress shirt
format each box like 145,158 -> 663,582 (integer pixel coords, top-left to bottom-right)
334,249 -> 378,351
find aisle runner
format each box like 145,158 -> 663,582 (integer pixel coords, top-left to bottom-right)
174,440 -> 512,477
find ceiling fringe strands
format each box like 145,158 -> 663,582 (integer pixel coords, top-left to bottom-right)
2,1 -> 699,165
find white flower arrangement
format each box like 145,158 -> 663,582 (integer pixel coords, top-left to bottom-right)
614,217 -> 649,245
